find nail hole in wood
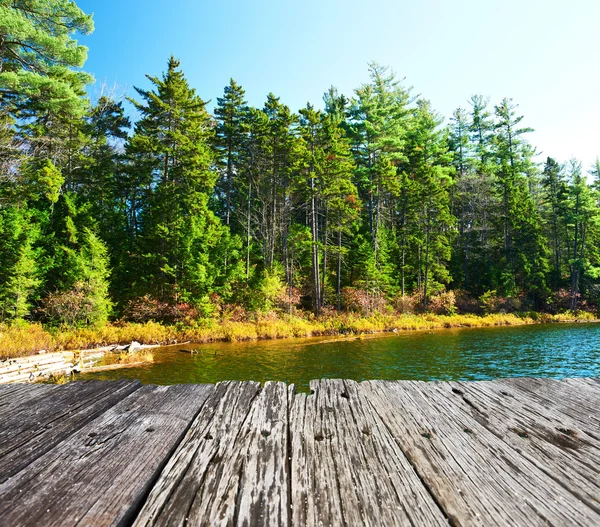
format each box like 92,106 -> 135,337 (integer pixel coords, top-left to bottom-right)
463,428 -> 473,434
88,432 -> 97,437
314,432 -> 324,441
557,427 -> 577,437
420,432 -> 432,440
452,388 -> 464,395
512,428 -> 529,439
261,430 -> 271,438
340,391 -> 349,399
204,433 -> 213,440
145,427 -> 155,433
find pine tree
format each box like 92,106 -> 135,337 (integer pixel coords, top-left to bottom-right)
0,205 -> 40,320
541,157 -> 567,287
403,100 -> 455,307
318,115 -> 360,311
79,228 -> 112,325
298,105 -> 360,313
348,63 -> 410,261
0,0 -> 94,117
213,79 -> 248,228
127,57 -> 241,305
492,98 -> 548,297
467,95 -> 497,290
564,160 -> 600,309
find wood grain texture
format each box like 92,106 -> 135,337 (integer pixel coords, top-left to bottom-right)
0,379 -> 140,482
1,378 -> 599,526
502,377 -> 600,434
290,379 -> 448,527
360,379 -> 600,526
133,380 -> 266,527
445,380 -> 600,513
0,383 -> 57,412
0,383 -> 212,527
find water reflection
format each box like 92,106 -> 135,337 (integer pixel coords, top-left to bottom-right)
79,322 -> 600,391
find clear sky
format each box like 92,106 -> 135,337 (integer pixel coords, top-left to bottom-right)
77,0 -> 600,171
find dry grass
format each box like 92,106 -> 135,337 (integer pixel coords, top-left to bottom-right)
116,350 -> 155,364
1,310 -> 597,359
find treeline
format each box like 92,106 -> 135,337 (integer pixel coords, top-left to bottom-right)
1,1 -> 599,327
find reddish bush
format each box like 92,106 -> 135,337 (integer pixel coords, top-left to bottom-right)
341,287 -> 388,315
39,284 -> 95,327
427,291 -> 457,315
124,295 -> 200,324
453,290 -> 481,314
393,293 -> 420,314
275,286 -> 301,312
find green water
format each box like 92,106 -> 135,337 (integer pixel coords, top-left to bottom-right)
79,322 -> 600,391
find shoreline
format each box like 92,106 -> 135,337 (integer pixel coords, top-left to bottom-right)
1,311 -> 598,361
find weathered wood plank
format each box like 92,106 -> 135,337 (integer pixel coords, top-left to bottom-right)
290,379 -> 448,527
443,380 -> 600,513
133,381 -> 263,526
235,381 -> 289,526
0,383 -> 212,527
502,377 -> 600,434
289,384 -> 344,526
360,380 -> 600,526
0,379 -> 140,482
0,383 -> 57,412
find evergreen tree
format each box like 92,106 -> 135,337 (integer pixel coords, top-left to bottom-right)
403,100 -> 455,307
348,63 -> 410,263
0,205 -> 40,320
127,57 -> 241,304
541,157 -> 567,287
0,0 -> 94,117
298,105 -> 360,313
213,78 -> 248,227
492,98 -> 548,297
564,160 -> 600,309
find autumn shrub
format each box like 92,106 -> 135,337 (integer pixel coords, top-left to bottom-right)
220,321 -> 258,342
123,295 -> 202,324
221,304 -> 251,322
341,287 -> 389,315
427,291 -> 457,315
39,282 -> 110,328
393,293 -> 419,314
454,290 -> 481,314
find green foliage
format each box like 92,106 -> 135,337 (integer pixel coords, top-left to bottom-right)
32,159 -> 64,203
0,0 -> 94,117
127,57 -> 237,306
0,205 -> 40,319
2,2 -> 599,330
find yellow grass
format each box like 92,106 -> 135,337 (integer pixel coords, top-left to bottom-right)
0,311 -> 597,359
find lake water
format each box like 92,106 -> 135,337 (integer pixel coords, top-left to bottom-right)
78,322 -> 600,391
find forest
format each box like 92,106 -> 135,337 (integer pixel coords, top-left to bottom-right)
1,0 -> 600,332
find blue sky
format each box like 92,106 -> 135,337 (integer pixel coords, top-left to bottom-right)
77,0 -> 600,171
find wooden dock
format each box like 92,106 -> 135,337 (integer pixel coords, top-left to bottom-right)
0,378 -> 599,526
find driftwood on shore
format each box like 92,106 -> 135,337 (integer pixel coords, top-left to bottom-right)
0,340 -> 167,384
0,352 -> 76,383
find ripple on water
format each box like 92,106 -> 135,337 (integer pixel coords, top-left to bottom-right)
78,322 -> 600,392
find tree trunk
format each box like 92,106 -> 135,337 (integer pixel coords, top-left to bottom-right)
310,176 -> 320,315
337,230 -> 342,313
